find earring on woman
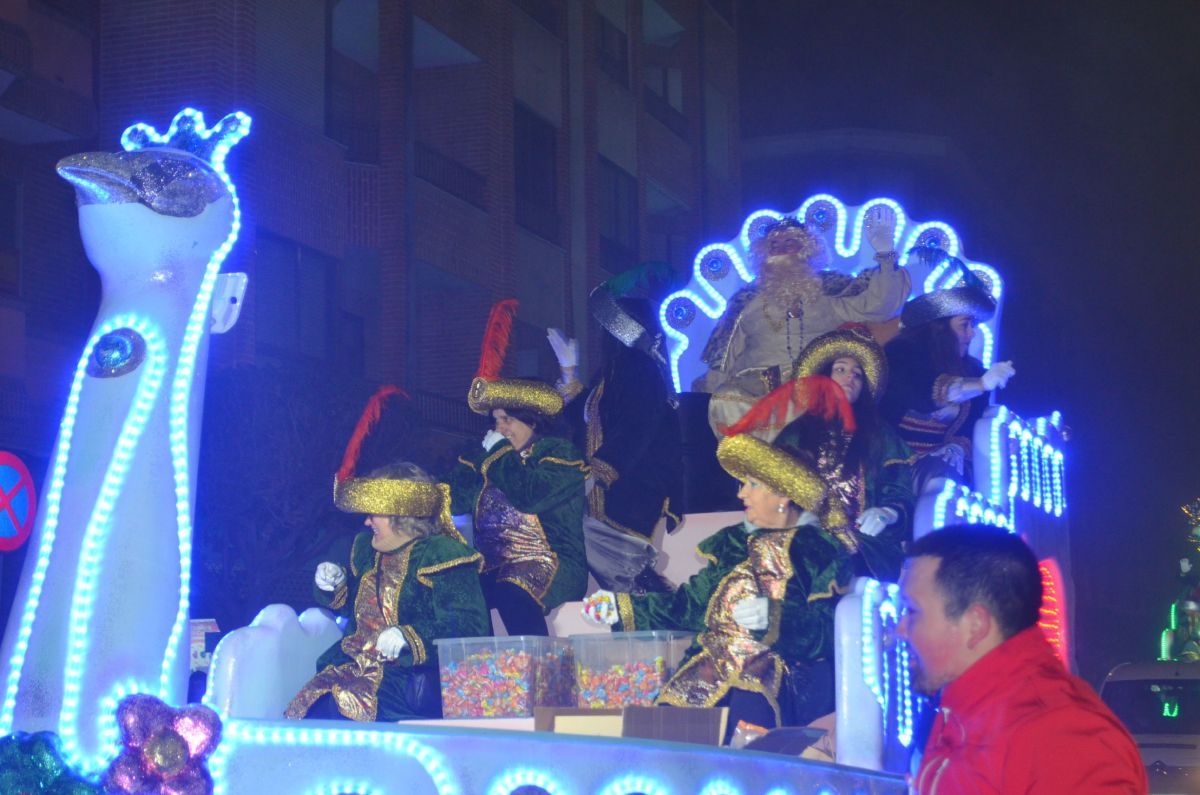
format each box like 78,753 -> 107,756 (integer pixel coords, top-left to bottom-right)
776,503 -> 786,513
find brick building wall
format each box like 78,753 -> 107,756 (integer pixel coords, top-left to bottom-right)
0,0 -> 741,450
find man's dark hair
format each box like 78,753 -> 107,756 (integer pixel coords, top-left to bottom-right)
906,524 -> 1042,639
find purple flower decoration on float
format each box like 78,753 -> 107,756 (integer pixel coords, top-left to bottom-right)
101,694 -> 221,795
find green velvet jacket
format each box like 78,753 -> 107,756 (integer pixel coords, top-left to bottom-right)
446,435 -> 588,611
286,531 -> 488,722
616,521 -> 852,675
854,422 -> 915,582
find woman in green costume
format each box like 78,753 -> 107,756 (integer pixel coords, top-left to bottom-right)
287,386 -> 489,722
582,433 -> 853,736
286,459 -> 489,722
446,299 -> 588,636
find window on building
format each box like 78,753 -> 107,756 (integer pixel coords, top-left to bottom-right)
514,102 -> 559,243
326,0 -> 380,163
0,180 -> 19,296
254,232 -> 337,362
641,0 -> 687,138
596,11 -> 629,87
512,0 -> 561,34
598,157 -> 639,274
645,180 -> 690,271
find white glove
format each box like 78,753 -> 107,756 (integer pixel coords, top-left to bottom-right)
981,361 -> 1016,391
1182,558 -> 1193,575
315,562 -> 346,592
482,429 -> 507,451
581,590 -> 618,626
732,596 -> 770,631
546,328 -> 579,368
864,204 -> 897,253
376,627 -> 407,660
856,507 -> 899,538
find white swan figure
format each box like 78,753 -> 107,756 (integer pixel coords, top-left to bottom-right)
0,108 -> 250,771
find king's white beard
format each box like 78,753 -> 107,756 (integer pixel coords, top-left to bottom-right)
759,253 -> 822,312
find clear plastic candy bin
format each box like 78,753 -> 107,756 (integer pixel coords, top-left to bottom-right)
435,635 -> 575,718
571,630 -> 694,709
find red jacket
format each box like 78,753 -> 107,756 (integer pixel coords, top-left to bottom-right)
913,627 -> 1148,794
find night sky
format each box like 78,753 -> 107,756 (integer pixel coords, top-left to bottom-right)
738,0 -> 1200,683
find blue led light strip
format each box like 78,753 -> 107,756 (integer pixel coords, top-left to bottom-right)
120,107 -> 251,704
698,780 -> 742,795
860,581 -> 916,749
210,721 -> 457,795
0,317 -> 164,739
487,767 -> 566,795
598,774 -> 670,795
57,317 -> 168,771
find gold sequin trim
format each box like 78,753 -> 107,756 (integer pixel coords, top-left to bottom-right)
399,624 -> 426,665
931,374 -> 957,407
616,592 -> 637,630
807,575 -> 850,604
591,456 -> 618,486
415,552 -> 484,588
540,456 -> 589,471
761,597 -> 784,648
328,584 -> 348,611
498,574 -> 549,610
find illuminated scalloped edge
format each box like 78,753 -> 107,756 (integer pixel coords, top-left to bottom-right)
660,193 -> 1008,390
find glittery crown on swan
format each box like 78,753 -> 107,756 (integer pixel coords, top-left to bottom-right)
57,108 -> 251,217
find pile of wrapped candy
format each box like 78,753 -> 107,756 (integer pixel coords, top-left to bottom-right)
576,657 -> 670,708
439,644 -> 574,718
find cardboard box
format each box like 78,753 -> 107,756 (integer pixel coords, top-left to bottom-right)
621,705 -> 728,746
533,707 -> 623,737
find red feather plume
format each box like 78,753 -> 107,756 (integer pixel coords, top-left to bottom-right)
337,384 -> 407,483
475,299 -> 519,381
721,375 -> 856,437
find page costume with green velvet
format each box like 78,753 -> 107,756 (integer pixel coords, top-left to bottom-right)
613,522 -> 852,725
286,531 -> 487,722
775,417 -> 914,582
447,435 -> 588,610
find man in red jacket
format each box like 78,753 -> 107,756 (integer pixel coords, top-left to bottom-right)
898,526 -> 1148,794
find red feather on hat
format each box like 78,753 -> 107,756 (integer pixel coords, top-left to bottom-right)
721,375 -> 856,437
337,384 -> 407,483
475,299 -> 519,381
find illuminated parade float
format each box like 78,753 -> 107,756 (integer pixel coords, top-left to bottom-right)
0,108 -> 1070,794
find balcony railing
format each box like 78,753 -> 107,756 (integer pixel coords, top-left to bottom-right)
643,87 -> 688,140
414,142 -> 487,210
